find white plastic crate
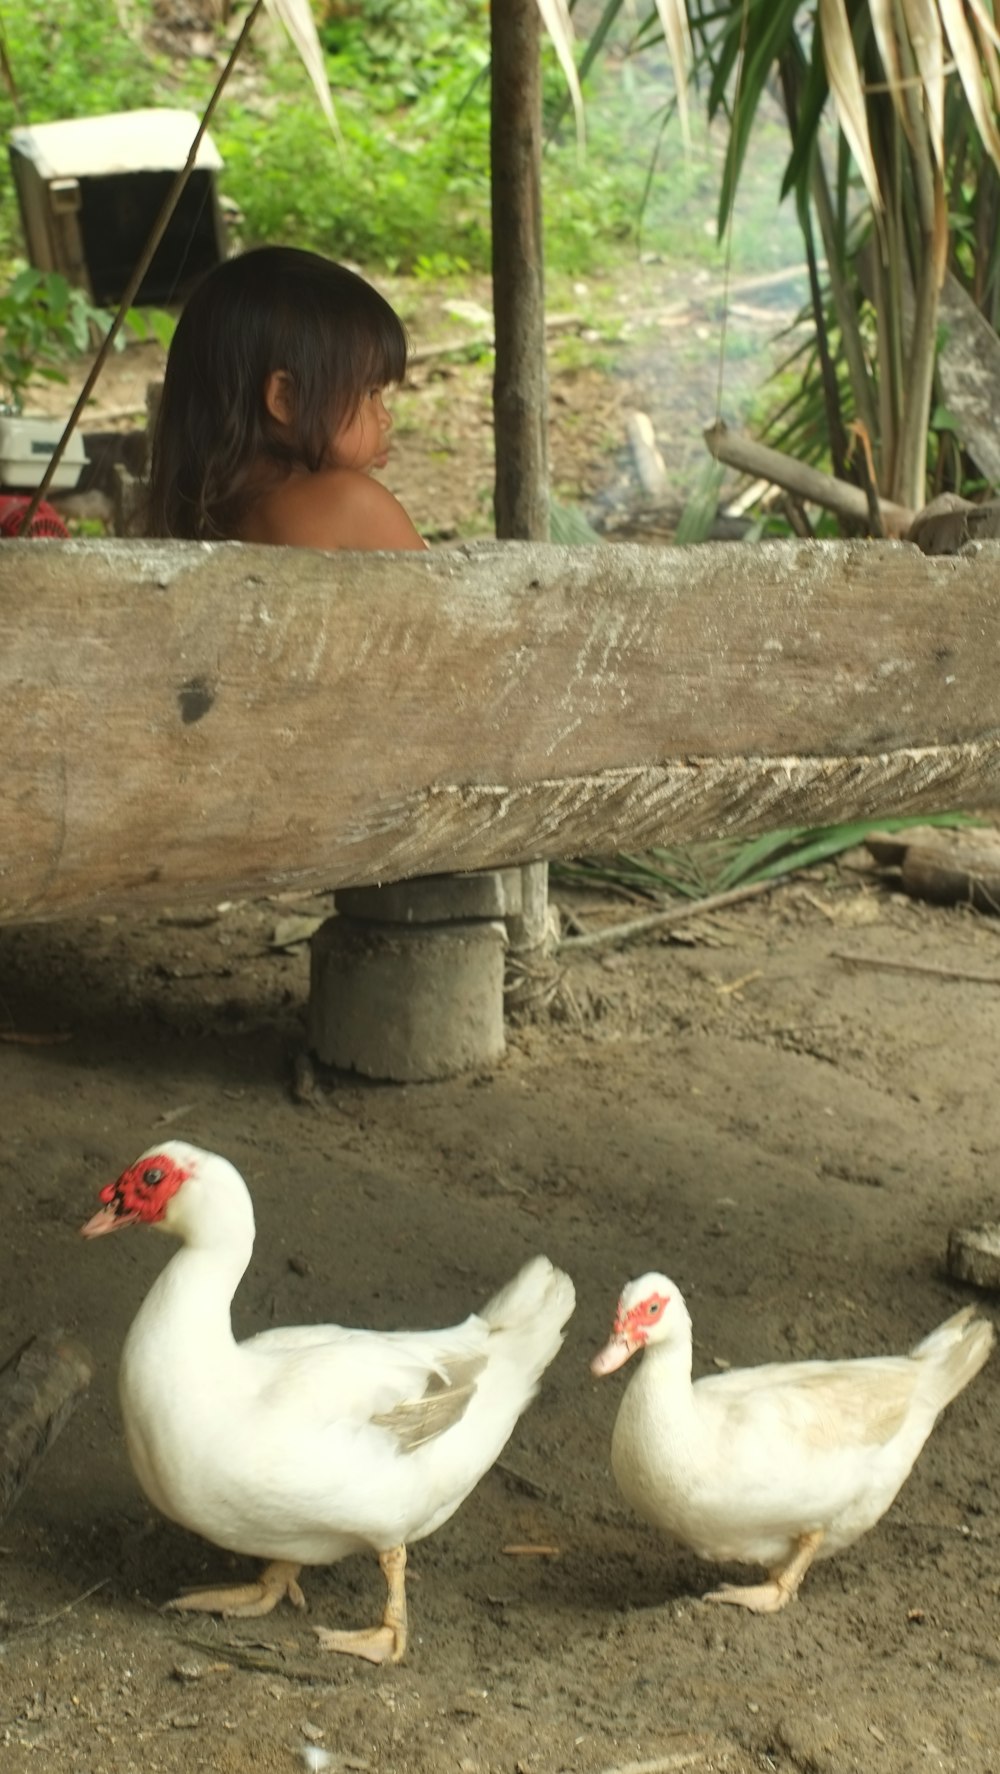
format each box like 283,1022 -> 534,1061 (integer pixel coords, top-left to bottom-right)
0,416 -> 85,490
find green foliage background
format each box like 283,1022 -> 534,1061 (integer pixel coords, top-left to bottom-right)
0,0 -> 798,279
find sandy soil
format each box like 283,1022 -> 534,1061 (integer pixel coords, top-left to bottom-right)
5,266 -> 998,1774
1,858 -> 999,1774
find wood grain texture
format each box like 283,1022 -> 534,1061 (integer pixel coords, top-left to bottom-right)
2,536 -> 1000,922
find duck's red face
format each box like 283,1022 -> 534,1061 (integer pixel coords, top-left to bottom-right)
80,1151 -> 192,1238
612,1288 -> 671,1346
591,1285 -> 671,1376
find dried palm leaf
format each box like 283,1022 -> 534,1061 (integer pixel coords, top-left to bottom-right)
818,0 -> 883,212
966,0 -> 1000,55
969,2 -> 1000,111
868,0 -> 906,115
265,0 -> 339,136
535,0 -> 586,150
939,0 -> 1000,170
652,0 -> 693,146
900,0 -> 947,170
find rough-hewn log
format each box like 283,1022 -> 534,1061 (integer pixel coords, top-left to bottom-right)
2,536 -> 1000,925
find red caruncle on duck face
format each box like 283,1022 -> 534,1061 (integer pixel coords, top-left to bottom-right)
614,1287 -> 671,1346
81,1151 -> 191,1237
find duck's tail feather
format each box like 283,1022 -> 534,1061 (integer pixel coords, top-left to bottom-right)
912,1304 -> 995,1409
481,1255 -> 575,1383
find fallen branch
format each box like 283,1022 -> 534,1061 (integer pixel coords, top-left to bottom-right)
833,951 -> 1000,986
6,1577 -> 109,1636
559,877 -> 781,953
410,311 -> 581,366
704,420 -> 914,536
495,1458 -> 550,1498
173,1634 -> 321,1681
596,1753 -> 707,1774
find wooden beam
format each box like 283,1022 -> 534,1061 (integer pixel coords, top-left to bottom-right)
2,536 -> 1000,925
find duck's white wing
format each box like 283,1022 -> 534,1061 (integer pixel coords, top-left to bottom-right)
698,1355 -> 919,1452
242,1316 -> 490,1444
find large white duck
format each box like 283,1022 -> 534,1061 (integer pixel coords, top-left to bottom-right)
82,1140 -> 575,1663
592,1271 -> 993,1613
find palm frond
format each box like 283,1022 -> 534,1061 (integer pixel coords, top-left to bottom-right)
939,0 -> 1000,172
818,0 -> 882,212
265,0 -> 339,136
554,813 -> 981,905
535,0 -> 586,151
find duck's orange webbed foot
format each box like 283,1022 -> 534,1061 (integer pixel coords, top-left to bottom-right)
164,1558 -> 306,1618
314,1544 -> 408,1665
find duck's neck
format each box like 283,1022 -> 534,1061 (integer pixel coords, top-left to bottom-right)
133,1180 -> 256,1355
632,1327 -> 697,1420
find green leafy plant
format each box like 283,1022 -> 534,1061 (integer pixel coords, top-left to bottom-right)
0,267 -> 170,414
0,0 -> 162,265
553,813 -> 981,903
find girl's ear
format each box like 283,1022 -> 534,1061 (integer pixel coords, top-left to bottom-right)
263,370 -> 295,427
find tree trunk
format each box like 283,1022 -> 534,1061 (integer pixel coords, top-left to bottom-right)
491,0 -> 549,540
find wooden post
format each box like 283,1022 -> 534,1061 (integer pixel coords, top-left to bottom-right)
491,0 -> 550,541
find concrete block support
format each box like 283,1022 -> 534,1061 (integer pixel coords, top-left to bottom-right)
309,898 -> 507,1083
312,864 -> 553,1081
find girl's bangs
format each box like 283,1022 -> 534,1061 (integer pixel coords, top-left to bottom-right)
361,310 -> 408,389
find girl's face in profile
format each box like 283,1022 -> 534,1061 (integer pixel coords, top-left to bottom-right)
330,387 -> 393,474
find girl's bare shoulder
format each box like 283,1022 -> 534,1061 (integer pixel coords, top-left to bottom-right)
247,467 -> 427,552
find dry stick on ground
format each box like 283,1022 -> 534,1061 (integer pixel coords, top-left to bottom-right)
5,1578 -> 110,1638
409,312 -> 581,365
173,1635 -> 322,1682
558,877 -> 783,952
596,1753 -> 709,1774
833,951 -> 1000,985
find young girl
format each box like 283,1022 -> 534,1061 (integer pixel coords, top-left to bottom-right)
147,245 -> 427,551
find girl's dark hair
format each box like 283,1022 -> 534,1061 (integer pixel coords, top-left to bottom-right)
147,246 -> 408,539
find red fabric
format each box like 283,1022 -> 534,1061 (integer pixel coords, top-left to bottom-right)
0,494 -> 70,538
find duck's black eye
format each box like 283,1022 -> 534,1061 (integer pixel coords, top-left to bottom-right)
648,1302 -> 660,1314
142,1167 -> 165,1187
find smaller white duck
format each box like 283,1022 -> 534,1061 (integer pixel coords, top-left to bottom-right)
82,1141 -> 575,1663
592,1272 -> 993,1613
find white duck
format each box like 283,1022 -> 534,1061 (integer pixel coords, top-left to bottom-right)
82,1140 -> 574,1663
592,1271 -> 993,1613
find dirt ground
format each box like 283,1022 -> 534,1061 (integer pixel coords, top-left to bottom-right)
1,857 -> 999,1774
4,269 -> 999,1774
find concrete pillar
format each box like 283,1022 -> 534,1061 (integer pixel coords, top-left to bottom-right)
308,871 -> 513,1082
